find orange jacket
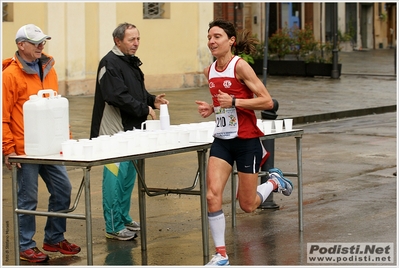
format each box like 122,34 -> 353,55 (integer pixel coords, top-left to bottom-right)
2,51 -> 59,156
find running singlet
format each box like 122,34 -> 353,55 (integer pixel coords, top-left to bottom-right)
208,56 -> 264,139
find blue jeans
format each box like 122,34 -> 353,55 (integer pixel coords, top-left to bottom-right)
17,164 -> 71,251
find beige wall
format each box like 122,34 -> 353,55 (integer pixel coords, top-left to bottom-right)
313,3 -> 322,42
2,2 -> 213,96
2,3 -> 49,57
374,2 -> 389,49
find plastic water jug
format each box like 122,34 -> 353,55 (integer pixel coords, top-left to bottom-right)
23,89 -> 69,156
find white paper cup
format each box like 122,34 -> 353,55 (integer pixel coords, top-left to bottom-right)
61,140 -> 75,158
123,132 -> 139,154
262,120 -> 273,134
166,129 -> 179,146
126,138 -> 137,154
157,130 -> 168,148
179,130 -> 190,146
83,143 -> 94,159
198,129 -> 209,142
274,120 -> 283,133
284,118 -> 293,131
146,133 -> 158,151
73,142 -> 83,157
89,138 -> 101,155
188,128 -> 199,142
257,119 -> 264,133
108,136 -> 120,156
118,138 -> 129,155
98,136 -> 111,157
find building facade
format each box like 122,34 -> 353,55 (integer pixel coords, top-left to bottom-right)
215,2 -> 396,51
2,2 -> 396,96
2,2 -> 213,96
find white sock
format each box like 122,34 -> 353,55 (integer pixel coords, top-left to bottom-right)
256,181 -> 274,203
208,210 -> 225,248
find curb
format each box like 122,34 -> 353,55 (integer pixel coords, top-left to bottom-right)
287,104 -> 397,125
341,72 -> 396,77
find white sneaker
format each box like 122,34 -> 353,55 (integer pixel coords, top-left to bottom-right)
125,221 -> 140,231
206,253 -> 229,266
105,228 -> 137,241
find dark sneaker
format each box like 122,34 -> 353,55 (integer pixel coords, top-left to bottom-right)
42,239 -> 81,255
20,247 -> 49,263
125,220 -> 140,231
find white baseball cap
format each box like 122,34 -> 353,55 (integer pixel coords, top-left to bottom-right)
15,24 -> 51,44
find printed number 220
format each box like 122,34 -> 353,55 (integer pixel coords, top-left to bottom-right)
216,117 -> 226,127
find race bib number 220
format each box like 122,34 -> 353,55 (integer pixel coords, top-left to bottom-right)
213,107 -> 238,139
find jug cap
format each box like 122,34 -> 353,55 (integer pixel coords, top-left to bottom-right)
29,95 -> 39,101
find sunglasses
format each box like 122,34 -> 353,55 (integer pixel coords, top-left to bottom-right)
25,40 -> 47,48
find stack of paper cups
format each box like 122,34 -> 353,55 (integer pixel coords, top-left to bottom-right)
160,104 -> 170,130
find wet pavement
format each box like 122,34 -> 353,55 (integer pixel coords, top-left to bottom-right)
2,48 -> 397,266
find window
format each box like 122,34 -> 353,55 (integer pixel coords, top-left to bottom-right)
345,3 -> 357,41
2,2 -> 13,22
143,3 -> 165,19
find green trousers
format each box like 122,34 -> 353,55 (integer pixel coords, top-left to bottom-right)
102,161 -> 137,233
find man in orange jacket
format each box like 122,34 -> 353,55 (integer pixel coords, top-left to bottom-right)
2,24 -> 81,263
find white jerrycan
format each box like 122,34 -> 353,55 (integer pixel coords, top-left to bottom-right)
23,89 -> 69,156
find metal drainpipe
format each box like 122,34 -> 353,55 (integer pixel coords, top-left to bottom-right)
331,2 -> 340,79
259,99 -> 279,209
395,46 -> 397,75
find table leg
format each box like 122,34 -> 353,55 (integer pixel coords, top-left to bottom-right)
12,165 -> 20,265
83,167 -> 93,265
296,136 -> 304,232
231,165 -> 237,227
197,149 -> 209,264
137,159 -> 147,253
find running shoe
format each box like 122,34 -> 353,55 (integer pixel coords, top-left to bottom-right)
269,169 -> 293,196
269,167 -> 285,178
205,253 -> 229,266
42,239 -> 81,255
20,247 -> 49,263
105,228 -> 138,241
125,220 -> 140,231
